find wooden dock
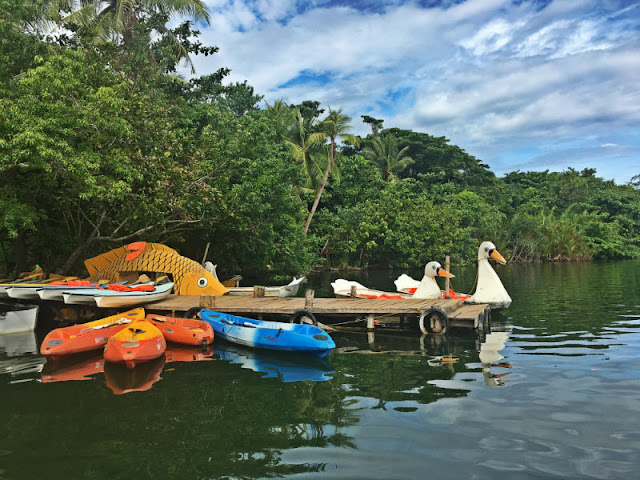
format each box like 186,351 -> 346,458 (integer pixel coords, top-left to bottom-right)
145,294 -> 490,333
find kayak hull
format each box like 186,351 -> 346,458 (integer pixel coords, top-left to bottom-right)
145,314 -> 214,346
200,309 -> 335,358
40,308 -> 145,359
103,319 -> 166,368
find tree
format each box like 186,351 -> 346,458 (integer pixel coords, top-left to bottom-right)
362,134 -> 414,182
285,109 -> 326,193
44,0 -> 210,71
361,115 -> 384,136
264,99 -> 295,144
304,108 -> 359,235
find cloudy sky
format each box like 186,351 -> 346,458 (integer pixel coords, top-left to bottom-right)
183,0 -> 639,184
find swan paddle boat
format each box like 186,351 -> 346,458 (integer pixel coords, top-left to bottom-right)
466,241 -> 512,309
40,308 -> 145,359
333,261 -> 456,300
103,318 -> 166,368
200,309 -> 335,358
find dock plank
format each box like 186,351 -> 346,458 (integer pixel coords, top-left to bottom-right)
146,294 -> 486,320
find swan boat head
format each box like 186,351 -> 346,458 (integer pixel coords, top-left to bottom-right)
412,261 -> 455,299
468,241 -> 511,309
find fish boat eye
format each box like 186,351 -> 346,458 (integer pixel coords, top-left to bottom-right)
197,277 -> 208,287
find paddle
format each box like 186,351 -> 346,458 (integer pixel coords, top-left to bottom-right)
88,317 -> 133,330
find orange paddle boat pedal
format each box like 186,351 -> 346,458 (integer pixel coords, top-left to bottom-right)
145,314 -> 214,347
103,318 -> 166,369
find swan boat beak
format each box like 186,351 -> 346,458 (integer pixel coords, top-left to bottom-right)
437,268 -> 455,278
489,249 -> 507,264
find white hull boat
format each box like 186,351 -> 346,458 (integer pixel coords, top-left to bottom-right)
63,282 -> 174,308
0,302 -> 39,334
227,277 -> 307,297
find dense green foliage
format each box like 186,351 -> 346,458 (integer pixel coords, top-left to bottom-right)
1,0 -> 639,277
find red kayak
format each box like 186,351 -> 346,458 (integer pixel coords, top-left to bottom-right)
103,318 -> 166,369
40,308 -> 145,359
145,314 -> 214,346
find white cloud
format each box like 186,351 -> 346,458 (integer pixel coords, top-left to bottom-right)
187,0 -> 640,182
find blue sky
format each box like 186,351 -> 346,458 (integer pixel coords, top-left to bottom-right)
184,0 -> 640,184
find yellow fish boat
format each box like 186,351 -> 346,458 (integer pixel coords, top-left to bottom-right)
84,242 -> 228,296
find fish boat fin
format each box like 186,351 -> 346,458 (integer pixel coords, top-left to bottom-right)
125,242 -> 146,261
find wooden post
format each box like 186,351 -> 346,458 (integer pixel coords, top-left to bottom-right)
305,289 -> 315,309
350,285 -> 357,298
200,294 -> 215,308
253,286 -> 265,298
444,255 -> 451,298
367,314 -> 375,330
201,242 -> 211,264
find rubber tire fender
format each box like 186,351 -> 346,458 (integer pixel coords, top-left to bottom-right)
184,307 -> 201,319
289,309 -> 318,326
418,307 -> 450,335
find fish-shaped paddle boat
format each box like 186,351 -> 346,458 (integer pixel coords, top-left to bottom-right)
63,282 -> 174,308
145,314 -> 214,347
103,318 -> 166,369
200,310 -> 335,358
467,241 -> 512,309
83,241 -> 228,296
40,308 -> 145,359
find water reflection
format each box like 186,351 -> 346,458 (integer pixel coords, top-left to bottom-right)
215,342 -> 335,382
0,331 -> 45,381
2,261 -> 640,479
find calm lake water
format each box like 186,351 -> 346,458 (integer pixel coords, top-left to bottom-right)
2,260 -> 640,479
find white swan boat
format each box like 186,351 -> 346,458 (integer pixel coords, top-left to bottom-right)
332,261 -> 454,299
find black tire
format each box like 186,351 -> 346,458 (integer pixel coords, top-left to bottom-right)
289,309 -> 318,326
418,307 -> 449,335
184,307 -> 201,319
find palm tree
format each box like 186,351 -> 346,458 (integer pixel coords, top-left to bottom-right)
304,108 -> 359,235
264,98 -> 295,144
362,134 -> 413,182
285,109 -> 326,193
44,0 -> 210,70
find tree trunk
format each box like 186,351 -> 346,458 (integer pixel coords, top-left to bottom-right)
304,142 -> 334,235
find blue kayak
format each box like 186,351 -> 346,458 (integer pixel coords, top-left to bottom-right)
200,310 -> 335,358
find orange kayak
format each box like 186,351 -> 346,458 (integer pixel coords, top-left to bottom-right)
145,314 -> 214,346
40,308 -> 145,359
103,319 -> 166,369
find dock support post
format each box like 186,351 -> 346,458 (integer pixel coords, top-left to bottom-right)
367,314 -> 375,331
350,285 -> 357,298
253,286 -> 265,298
305,289 -> 315,309
200,294 -> 215,308
444,255 -> 451,298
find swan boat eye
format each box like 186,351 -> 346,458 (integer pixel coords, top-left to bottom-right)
197,277 -> 208,287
